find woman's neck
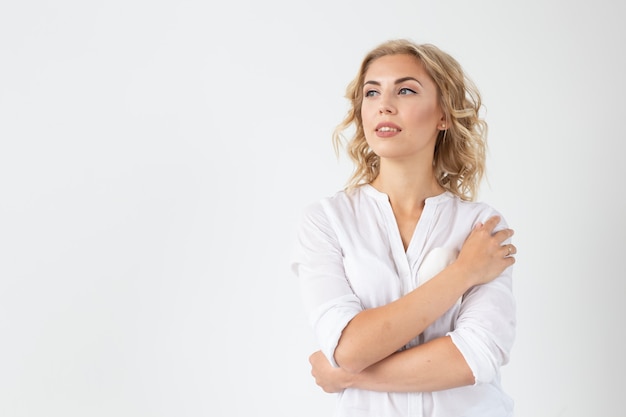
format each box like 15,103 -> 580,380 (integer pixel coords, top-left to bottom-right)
370,160 -> 444,213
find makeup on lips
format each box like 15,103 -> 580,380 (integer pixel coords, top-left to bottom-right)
375,122 -> 402,138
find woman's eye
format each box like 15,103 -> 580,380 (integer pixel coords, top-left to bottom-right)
364,90 -> 379,97
399,87 -> 417,95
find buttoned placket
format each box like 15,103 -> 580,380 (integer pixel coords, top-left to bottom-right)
372,188 -> 442,417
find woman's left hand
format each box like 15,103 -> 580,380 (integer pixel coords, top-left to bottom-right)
309,350 -> 353,393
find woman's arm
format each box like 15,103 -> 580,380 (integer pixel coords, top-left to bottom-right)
310,336 -> 473,393
333,215 -> 515,374
310,252 -> 516,393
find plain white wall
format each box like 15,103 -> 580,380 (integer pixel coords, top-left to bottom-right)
1,1 -> 624,416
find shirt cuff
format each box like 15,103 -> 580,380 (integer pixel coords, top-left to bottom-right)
310,294 -> 362,368
448,327 -> 499,384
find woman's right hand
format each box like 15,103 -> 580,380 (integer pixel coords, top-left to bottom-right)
454,215 -> 516,287
309,350 -> 353,393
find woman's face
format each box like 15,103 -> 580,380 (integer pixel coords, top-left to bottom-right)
361,54 -> 445,163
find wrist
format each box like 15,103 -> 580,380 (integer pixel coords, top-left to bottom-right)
446,261 -> 478,290
343,369 -> 359,390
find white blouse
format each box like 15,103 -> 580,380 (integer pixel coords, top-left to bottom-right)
292,184 -> 516,417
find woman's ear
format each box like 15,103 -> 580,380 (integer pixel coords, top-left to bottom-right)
437,111 -> 448,131
438,117 -> 448,131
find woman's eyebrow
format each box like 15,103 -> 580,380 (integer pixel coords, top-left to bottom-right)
363,77 -> 423,87
395,76 -> 423,86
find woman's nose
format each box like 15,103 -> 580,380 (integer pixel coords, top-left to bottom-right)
378,97 -> 396,114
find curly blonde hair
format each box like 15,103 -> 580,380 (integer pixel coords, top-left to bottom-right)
333,39 -> 487,201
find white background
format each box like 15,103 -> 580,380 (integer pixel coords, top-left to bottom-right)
1,1 -> 625,416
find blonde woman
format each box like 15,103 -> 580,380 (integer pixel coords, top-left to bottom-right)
292,39 -> 517,417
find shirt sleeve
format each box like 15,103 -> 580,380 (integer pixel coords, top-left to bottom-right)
447,215 -> 517,385
291,201 -> 363,368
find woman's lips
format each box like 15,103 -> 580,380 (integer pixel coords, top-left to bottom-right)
375,123 -> 401,138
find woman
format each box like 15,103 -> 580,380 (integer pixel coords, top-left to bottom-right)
291,39 -> 517,417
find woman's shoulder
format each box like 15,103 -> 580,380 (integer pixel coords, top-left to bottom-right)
306,185 -> 371,210
448,195 -> 509,228
298,186 -> 373,226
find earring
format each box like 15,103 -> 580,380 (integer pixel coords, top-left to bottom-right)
441,123 -> 446,129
